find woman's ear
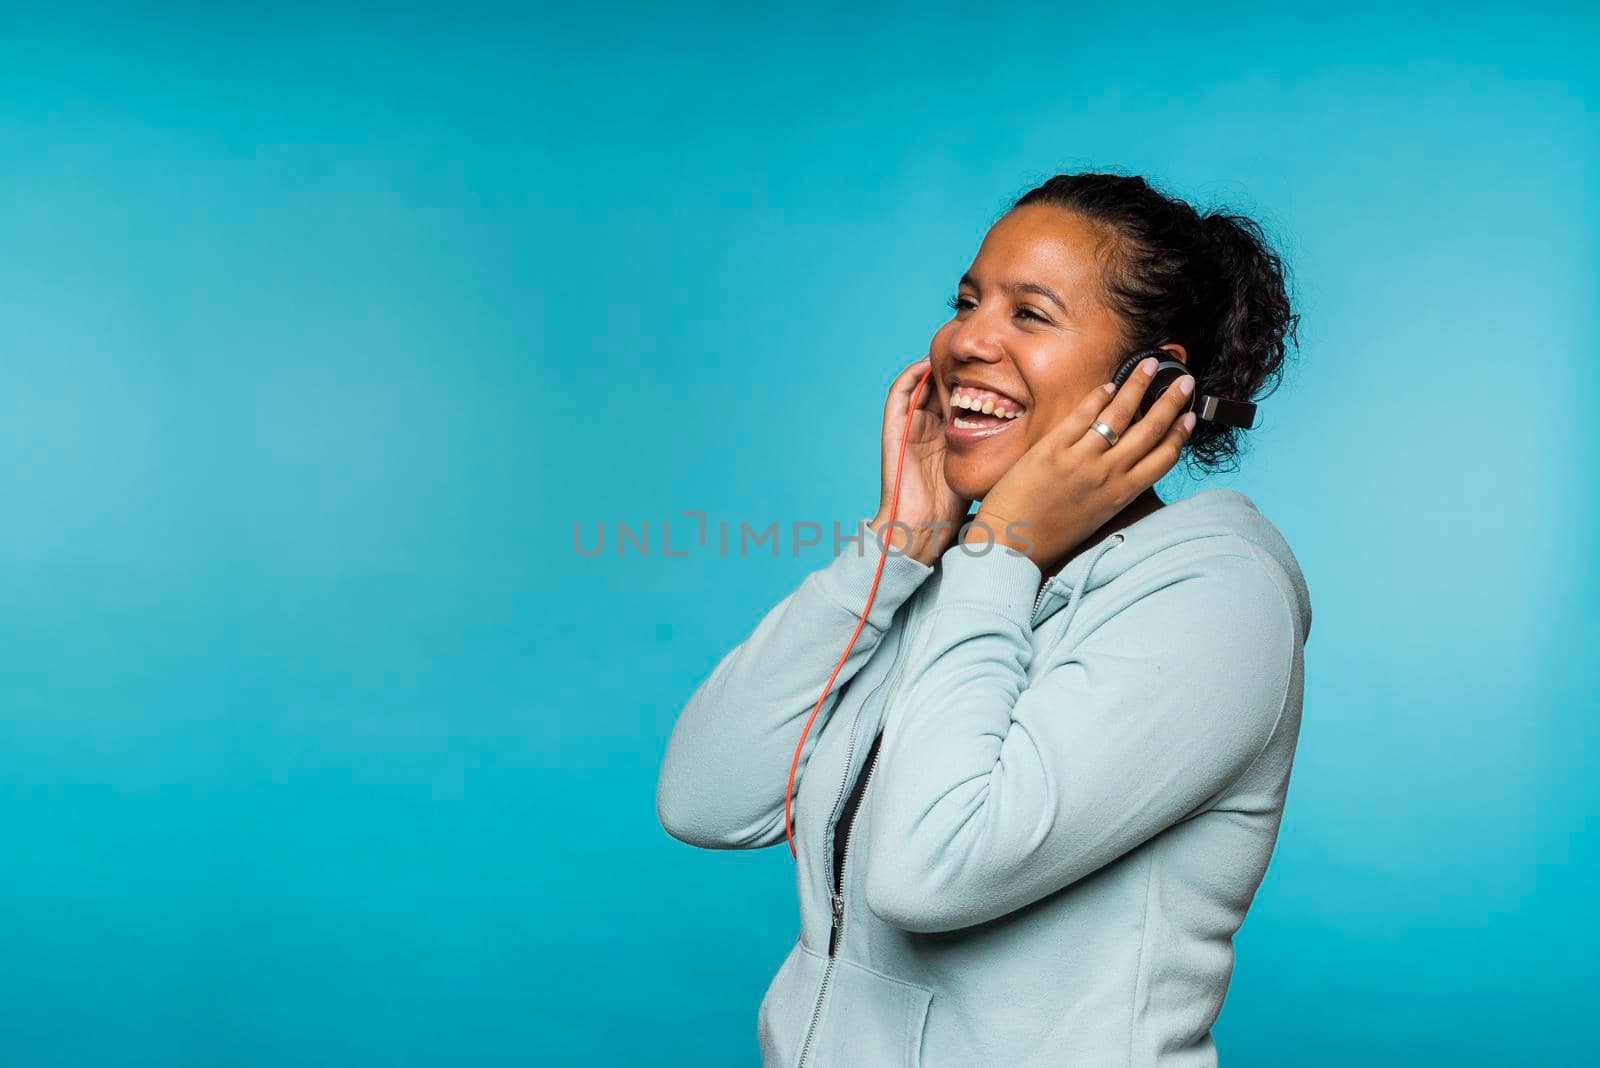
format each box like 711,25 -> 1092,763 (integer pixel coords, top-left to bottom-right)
1159,342 -> 1189,367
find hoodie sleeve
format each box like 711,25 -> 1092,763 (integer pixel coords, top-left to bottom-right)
861,541 -> 1296,933
656,519 -> 935,851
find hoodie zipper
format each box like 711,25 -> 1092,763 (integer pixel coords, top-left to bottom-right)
797,735 -> 884,1068
796,599 -> 920,1068
1031,577 -> 1053,623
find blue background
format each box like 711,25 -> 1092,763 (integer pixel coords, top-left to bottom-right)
2,3 -> 1594,1065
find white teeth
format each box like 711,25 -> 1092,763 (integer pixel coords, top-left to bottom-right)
953,414 -> 1018,430
951,388 -> 1024,419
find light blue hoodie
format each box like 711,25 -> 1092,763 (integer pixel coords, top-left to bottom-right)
656,488 -> 1312,1067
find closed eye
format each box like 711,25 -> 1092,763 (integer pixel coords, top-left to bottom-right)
946,295 -> 1049,323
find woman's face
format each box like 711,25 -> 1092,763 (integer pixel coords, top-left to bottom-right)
929,203 -> 1145,502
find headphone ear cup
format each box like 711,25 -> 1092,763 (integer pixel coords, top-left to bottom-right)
1142,363 -> 1195,419
1112,348 -> 1168,388
1114,349 -> 1195,421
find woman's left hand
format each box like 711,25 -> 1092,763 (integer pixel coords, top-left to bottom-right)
967,358 -> 1198,568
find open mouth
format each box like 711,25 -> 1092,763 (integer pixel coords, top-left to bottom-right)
949,386 -> 1025,430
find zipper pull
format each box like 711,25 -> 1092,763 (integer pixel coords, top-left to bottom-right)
829,892 -> 845,955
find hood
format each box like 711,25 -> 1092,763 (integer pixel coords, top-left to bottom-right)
1028,487 -> 1312,641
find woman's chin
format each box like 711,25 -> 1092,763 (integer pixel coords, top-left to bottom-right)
945,466 -> 1003,505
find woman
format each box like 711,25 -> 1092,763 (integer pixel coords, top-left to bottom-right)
656,172 -> 1311,1067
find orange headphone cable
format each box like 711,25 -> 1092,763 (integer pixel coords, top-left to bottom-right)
784,365 -> 935,859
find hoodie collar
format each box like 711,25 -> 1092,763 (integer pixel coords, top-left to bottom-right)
1028,488 -> 1313,640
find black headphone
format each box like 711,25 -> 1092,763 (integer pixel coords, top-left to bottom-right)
1112,347 -> 1256,429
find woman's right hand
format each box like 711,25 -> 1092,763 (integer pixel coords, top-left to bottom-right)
869,356 -> 973,566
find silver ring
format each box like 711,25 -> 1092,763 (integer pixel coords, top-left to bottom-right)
1090,419 -> 1119,447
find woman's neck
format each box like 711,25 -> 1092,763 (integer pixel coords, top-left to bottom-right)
1036,488 -> 1165,589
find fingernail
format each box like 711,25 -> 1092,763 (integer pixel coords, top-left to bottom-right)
1179,375 -> 1195,396
1141,357 -> 1158,376
1102,382 -> 1117,394
1183,412 -> 1197,431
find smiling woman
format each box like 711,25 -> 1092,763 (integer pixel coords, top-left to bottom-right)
656,171 -> 1310,1067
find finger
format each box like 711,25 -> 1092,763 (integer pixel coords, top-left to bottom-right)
1108,370 -> 1196,469
1095,354 -> 1164,439
1041,378 -> 1122,451
886,357 -> 935,416
1126,408 -> 1196,488
910,361 -> 942,413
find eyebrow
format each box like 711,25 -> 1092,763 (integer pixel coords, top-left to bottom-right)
959,273 -> 1070,317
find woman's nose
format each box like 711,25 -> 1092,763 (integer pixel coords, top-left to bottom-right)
948,315 -> 1006,363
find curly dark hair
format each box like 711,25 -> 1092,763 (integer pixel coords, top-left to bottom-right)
1009,172 -> 1300,475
